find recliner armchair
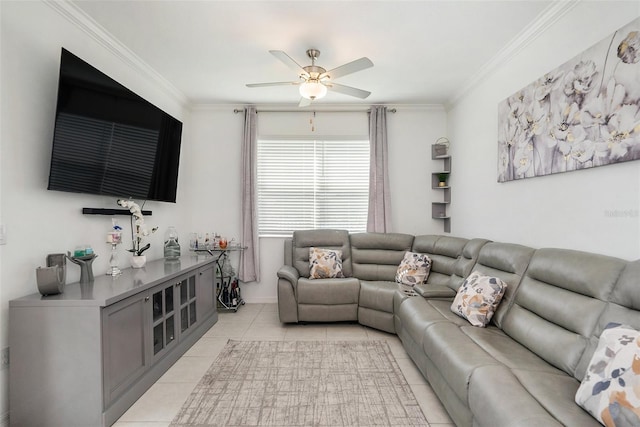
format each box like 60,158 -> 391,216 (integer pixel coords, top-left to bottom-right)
277,229 -> 359,323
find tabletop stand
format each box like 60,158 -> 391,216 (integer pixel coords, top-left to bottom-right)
193,246 -> 246,312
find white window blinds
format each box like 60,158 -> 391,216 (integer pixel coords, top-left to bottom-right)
257,139 -> 370,236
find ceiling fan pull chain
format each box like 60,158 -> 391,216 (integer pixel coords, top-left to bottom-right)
310,112 -> 316,132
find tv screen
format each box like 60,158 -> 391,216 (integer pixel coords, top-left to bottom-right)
47,48 -> 182,203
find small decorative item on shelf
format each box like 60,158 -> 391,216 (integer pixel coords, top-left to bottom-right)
438,173 -> 449,187
36,253 -> 67,295
66,250 -> 97,284
189,232 -> 198,250
164,226 -> 181,259
117,199 -> 158,269
219,238 -> 228,249
106,219 -> 122,277
433,137 -> 450,157
74,245 -> 93,258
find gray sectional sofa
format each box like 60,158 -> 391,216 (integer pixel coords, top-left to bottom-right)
276,229 -> 640,427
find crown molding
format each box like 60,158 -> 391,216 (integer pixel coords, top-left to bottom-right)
44,0 -> 190,108
446,0 -> 580,110
190,102 -> 445,112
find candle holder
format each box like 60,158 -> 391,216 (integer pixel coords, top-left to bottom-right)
106,230 -> 122,277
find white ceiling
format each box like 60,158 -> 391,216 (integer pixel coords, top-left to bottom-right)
71,0 -> 557,107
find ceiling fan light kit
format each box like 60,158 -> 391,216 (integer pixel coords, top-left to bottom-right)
247,48 -> 373,105
299,80 -> 327,100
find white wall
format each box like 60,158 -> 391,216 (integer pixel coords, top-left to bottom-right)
0,2 -> 192,422
447,3 -> 640,260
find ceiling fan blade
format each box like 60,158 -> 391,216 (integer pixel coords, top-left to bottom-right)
298,97 -> 312,108
321,57 -> 373,80
326,82 -> 371,99
246,81 -> 300,88
270,50 -> 309,77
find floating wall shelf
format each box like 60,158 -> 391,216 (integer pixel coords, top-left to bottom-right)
82,208 -> 152,216
431,144 -> 451,233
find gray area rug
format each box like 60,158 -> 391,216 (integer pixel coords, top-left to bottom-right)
170,340 -> 429,426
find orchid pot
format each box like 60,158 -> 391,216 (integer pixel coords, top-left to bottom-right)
131,255 -> 147,269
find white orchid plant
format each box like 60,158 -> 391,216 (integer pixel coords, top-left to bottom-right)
117,199 -> 158,256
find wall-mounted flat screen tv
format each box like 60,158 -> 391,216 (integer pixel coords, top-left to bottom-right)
47,48 -> 182,203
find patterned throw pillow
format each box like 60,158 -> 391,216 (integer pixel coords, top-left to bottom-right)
309,248 -> 345,279
395,251 -> 432,286
450,271 -> 507,327
575,323 -> 640,426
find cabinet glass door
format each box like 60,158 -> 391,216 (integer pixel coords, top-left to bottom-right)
179,275 -> 197,334
152,285 -> 176,356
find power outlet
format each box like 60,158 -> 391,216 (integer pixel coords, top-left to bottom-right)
1,347 -> 8,369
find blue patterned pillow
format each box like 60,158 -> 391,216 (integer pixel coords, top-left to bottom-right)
395,252 -> 432,286
575,323 -> 640,426
309,248 -> 344,279
450,271 -> 507,327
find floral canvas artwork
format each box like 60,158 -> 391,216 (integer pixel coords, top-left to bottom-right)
498,17 -> 640,182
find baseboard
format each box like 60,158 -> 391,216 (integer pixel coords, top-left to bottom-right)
243,297 -> 278,304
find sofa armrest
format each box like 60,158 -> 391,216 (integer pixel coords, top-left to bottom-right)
277,265 -> 300,285
277,265 -> 300,323
414,284 -> 457,299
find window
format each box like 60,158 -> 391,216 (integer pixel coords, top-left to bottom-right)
257,139 -> 370,236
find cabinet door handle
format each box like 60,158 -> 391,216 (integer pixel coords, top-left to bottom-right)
144,296 -> 150,302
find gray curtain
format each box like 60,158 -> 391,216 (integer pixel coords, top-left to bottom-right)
367,105 -> 391,232
239,106 -> 260,282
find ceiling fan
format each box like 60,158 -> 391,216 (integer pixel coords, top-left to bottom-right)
246,49 -> 374,107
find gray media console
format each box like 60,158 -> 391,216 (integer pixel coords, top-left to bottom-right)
9,254 -> 219,426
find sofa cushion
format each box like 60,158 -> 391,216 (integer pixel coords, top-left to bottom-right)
469,242 -> 535,328
575,323 -> 640,427
468,365 -> 594,427
412,234 -> 467,259
395,251 -> 431,286
293,229 -> 352,278
447,238 -> 492,292
513,369 -> 601,427
461,325 -> 567,375
609,260 -> 640,310
397,297 -> 467,348
421,321 -> 502,402
297,277 -> 360,305
350,232 -> 414,281
576,260 -> 640,381
298,304 -> 358,322
411,235 -> 468,287
309,247 -> 344,279
451,271 -> 507,327
502,248 -> 627,380
359,281 -> 398,313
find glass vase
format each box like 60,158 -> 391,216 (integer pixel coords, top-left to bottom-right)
164,226 -> 181,259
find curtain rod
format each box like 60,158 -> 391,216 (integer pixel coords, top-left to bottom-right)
233,108 -> 397,114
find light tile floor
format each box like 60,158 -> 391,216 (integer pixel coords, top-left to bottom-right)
114,303 -> 454,427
